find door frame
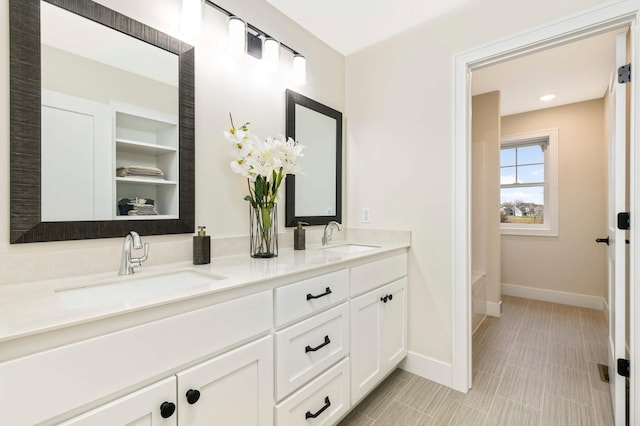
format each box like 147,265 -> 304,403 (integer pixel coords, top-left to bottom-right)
451,0 -> 639,421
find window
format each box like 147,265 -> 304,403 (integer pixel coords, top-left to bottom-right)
500,129 -> 558,236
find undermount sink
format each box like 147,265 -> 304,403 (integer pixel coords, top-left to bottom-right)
322,244 -> 379,254
55,270 -> 225,309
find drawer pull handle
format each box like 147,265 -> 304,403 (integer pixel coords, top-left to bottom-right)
160,401 -> 176,418
186,389 -> 201,404
306,287 -> 332,301
305,396 -> 331,419
305,335 -> 331,353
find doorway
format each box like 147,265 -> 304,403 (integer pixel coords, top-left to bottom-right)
469,28 -> 621,423
451,2 -> 639,425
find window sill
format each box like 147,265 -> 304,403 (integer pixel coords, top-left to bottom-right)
500,226 -> 558,237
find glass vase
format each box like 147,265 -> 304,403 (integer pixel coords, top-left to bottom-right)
250,202 -> 278,258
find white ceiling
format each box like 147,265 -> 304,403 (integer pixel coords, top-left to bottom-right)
265,0 -> 475,56
265,0 -> 620,116
472,30 -> 619,116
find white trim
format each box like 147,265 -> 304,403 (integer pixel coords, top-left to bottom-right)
500,128 -> 559,237
399,352 -> 452,389
501,283 -> 605,310
630,19 -> 640,426
452,0 -> 640,400
486,300 -> 502,317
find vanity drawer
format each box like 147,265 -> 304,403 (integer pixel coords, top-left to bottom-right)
275,358 -> 350,426
0,290 -> 272,426
275,269 -> 349,327
350,253 -> 407,297
275,303 -> 349,400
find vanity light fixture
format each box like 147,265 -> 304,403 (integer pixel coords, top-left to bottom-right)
263,38 -> 280,72
539,94 -> 556,102
183,0 -> 306,84
228,16 -> 246,57
179,0 -> 204,38
292,54 -> 306,85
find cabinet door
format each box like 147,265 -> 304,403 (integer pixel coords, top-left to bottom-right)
380,278 -> 408,371
177,336 -> 274,426
60,377 -> 177,426
350,278 -> 408,405
350,289 -> 383,404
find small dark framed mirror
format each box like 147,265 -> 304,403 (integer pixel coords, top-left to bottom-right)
285,90 -> 343,227
10,0 -> 195,243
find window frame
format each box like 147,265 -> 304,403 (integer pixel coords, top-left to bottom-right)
500,128 -> 558,237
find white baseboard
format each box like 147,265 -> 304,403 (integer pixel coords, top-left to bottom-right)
399,351 -> 452,388
502,283 -> 605,310
603,298 -> 609,322
486,301 -> 502,317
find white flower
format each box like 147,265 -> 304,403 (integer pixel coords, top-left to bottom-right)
223,116 -> 304,205
230,158 -> 252,178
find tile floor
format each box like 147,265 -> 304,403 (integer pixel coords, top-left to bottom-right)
339,295 -> 615,425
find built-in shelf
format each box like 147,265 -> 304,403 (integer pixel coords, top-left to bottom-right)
113,102 -> 179,219
116,139 -> 177,156
116,177 -> 177,185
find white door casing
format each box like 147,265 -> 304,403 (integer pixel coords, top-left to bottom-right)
608,30 -> 629,425
453,3 -> 639,425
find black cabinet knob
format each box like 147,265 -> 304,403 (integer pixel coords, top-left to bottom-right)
160,401 -> 176,418
186,389 -> 201,404
380,295 -> 388,303
388,294 -> 393,301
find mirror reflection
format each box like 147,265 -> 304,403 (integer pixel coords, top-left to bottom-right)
10,0 -> 194,243
40,2 -> 179,222
285,90 -> 342,227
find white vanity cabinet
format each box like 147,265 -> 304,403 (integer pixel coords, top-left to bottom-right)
60,336 -> 273,426
59,377 -> 178,426
0,247 -> 410,425
273,270 -> 351,424
0,290 -> 272,425
177,336 -> 273,425
350,255 -> 408,405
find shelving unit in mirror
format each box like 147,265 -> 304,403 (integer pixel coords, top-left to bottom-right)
112,102 -> 179,220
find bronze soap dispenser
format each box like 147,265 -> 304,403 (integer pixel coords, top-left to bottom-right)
294,221 -> 309,250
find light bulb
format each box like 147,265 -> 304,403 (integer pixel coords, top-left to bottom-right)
228,16 -> 246,57
263,38 -> 280,72
292,54 -> 306,85
179,0 -> 203,38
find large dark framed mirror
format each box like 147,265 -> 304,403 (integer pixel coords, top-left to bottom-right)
285,90 -> 342,227
10,0 -> 195,243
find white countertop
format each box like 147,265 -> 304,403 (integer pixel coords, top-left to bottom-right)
0,238 -> 410,344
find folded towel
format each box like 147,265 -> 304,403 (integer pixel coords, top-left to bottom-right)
118,198 -> 158,216
116,165 -> 165,179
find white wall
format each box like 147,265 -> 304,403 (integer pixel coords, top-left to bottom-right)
501,99 -> 607,299
42,45 -> 178,115
0,0 -> 344,285
472,91 -> 501,307
345,0 -> 609,364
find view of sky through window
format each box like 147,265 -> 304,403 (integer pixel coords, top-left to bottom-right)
500,143 -> 545,205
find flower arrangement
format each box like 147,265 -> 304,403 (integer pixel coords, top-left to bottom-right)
224,114 -> 304,257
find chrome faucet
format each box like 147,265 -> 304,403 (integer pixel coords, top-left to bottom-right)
322,221 -> 342,246
119,231 -> 149,275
